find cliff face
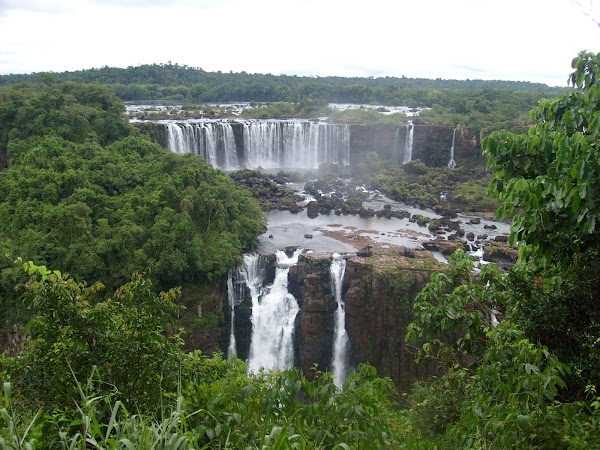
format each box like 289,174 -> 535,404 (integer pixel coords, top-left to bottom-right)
342,253 -> 440,392
289,255 -> 337,375
283,248 -> 444,391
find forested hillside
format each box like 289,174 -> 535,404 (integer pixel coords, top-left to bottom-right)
0,81 -> 265,329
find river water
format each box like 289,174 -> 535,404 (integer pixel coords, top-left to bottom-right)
258,184 -> 510,261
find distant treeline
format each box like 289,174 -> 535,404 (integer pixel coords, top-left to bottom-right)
0,63 -> 567,103
0,63 -> 571,134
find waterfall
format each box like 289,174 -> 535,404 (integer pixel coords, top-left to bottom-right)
403,121 -> 414,164
247,249 -> 302,372
166,123 -> 186,155
242,121 -> 350,169
203,123 -> 218,166
330,253 -> 348,389
448,128 -> 457,169
221,122 -> 238,170
226,273 -> 238,359
227,253 -> 266,360
163,120 -> 350,170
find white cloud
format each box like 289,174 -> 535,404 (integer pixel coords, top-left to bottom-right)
0,0 -> 599,85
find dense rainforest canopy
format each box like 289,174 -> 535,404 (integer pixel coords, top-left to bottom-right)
0,81 -> 265,322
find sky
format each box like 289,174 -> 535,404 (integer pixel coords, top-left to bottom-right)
0,0 -> 599,87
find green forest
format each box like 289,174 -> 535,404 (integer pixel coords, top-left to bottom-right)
1,63 -> 567,136
0,52 -> 599,448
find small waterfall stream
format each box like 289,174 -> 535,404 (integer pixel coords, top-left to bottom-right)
403,121 -> 414,164
247,249 -> 302,372
448,128 -> 457,169
226,273 -> 238,359
227,253 -> 266,360
330,253 -> 349,389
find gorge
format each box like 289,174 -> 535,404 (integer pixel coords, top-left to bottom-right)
132,111 -> 510,390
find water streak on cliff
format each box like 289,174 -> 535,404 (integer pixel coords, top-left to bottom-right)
448,128 -> 457,169
227,253 -> 266,359
330,253 -> 349,389
226,273 -> 239,359
404,121 -> 414,164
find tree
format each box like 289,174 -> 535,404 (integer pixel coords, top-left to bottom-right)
3,262 -> 183,412
482,50 -> 600,392
483,50 -> 600,266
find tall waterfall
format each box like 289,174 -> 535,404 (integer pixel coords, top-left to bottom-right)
448,128 -> 457,169
164,120 -> 350,170
330,253 -> 349,389
227,253 -> 266,360
242,121 -> 350,169
227,273 -> 239,359
221,123 -> 237,170
247,249 -> 302,372
403,121 -> 414,164
165,121 -> 238,169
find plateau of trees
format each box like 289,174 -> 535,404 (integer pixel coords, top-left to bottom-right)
1,62 -> 568,135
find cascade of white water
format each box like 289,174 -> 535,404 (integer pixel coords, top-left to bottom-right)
166,123 -> 186,154
330,253 -> 349,389
165,120 -> 350,170
203,123 -> 218,166
247,249 -> 302,372
403,121 -> 414,164
227,273 -> 238,359
448,128 -> 457,169
227,253 -> 266,360
221,123 -> 238,170
241,121 -> 350,169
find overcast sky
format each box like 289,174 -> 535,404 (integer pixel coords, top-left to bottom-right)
0,0 -> 599,86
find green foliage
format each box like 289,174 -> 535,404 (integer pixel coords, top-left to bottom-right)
506,252 -> 600,396
1,82 -> 132,153
0,83 -> 265,299
241,102 -> 298,119
1,63 -> 564,135
2,264 -> 183,412
327,109 -> 407,125
180,363 -> 401,448
402,53 -> 600,444
366,160 -> 497,211
0,264 -> 404,447
406,250 -> 508,362
450,179 -> 502,210
403,251 -> 600,448
483,50 -> 600,267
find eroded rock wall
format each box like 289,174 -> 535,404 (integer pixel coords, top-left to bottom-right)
286,250 -> 444,391
343,254 -> 440,392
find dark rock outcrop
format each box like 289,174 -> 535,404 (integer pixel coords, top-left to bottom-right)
483,243 -> 518,266
422,237 -> 469,256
